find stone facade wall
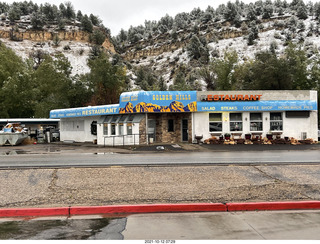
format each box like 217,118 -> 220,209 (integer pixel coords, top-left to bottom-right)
148,113 -> 192,144
139,116 -> 147,145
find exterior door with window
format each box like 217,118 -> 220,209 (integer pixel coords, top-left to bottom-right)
182,119 -> 188,142
148,119 -> 156,143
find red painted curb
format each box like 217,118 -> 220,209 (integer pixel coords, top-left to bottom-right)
227,201 -> 320,211
0,207 -> 69,218
70,203 -> 227,215
1,201 -> 320,218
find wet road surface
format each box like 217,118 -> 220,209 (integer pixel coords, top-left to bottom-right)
0,150 -> 319,169
0,216 -> 126,240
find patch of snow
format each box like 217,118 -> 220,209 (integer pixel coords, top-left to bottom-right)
0,38 -> 90,76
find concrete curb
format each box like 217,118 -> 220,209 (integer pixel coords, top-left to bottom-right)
1,201 -> 320,218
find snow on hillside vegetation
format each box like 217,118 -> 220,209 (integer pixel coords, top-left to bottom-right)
0,1 -> 107,76
122,15 -> 320,89
1,38 -> 91,75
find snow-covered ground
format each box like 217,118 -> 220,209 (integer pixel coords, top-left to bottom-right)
1,39 -> 91,76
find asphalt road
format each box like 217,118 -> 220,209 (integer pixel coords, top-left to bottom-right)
0,150 -> 319,168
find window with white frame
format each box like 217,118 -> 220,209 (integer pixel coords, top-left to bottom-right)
230,113 -> 243,131
119,124 -> 124,135
119,115 -> 126,135
103,123 -> 108,135
270,112 -> 283,131
209,113 -> 222,132
127,123 -> 133,135
250,113 -> 263,131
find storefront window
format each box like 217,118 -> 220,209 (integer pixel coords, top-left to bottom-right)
111,124 -> 116,135
250,113 -> 263,131
127,123 -> 133,135
209,113 -> 222,132
230,113 -> 243,131
270,112 -> 283,131
119,124 -> 124,135
103,123 -> 108,135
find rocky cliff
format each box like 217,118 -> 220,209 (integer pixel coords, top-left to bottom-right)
0,29 -> 115,53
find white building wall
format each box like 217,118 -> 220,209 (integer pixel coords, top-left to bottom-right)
194,110 -> 318,141
60,117 -> 98,142
97,121 -> 141,146
283,113 -> 317,140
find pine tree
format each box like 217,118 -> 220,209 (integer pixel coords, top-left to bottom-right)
247,22 -> 259,45
65,1 -> 75,19
174,12 -> 189,30
42,3 -> 58,22
187,35 -> 209,64
81,14 -> 93,33
76,10 -> 83,21
225,1 -> 238,22
8,6 -> 20,22
262,4 -> 273,19
297,3 -> 308,20
169,71 -> 192,91
90,14 -> 100,26
90,29 -> 106,45
246,5 -> 257,21
31,11 -> 45,30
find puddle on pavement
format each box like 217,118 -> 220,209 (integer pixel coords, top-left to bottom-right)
0,218 -> 121,240
1,150 -> 31,156
93,152 -> 118,155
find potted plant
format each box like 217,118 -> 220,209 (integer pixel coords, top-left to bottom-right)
266,132 -> 273,140
224,133 -> 231,140
245,134 -> 251,140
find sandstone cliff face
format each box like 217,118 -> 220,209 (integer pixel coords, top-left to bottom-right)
121,16 -> 290,61
0,29 -> 115,53
122,29 -> 247,60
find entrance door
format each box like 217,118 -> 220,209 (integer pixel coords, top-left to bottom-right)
182,119 -> 188,142
148,119 -> 156,143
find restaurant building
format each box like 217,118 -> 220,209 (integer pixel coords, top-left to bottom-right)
50,90 -> 318,146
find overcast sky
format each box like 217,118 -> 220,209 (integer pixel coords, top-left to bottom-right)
4,0 -> 307,36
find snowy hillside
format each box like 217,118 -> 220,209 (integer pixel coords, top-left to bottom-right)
1,38 -> 91,75
122,15 -> 320,90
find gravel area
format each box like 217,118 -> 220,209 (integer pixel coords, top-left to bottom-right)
0,164 -> 319,208
0,143 -> 319,208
